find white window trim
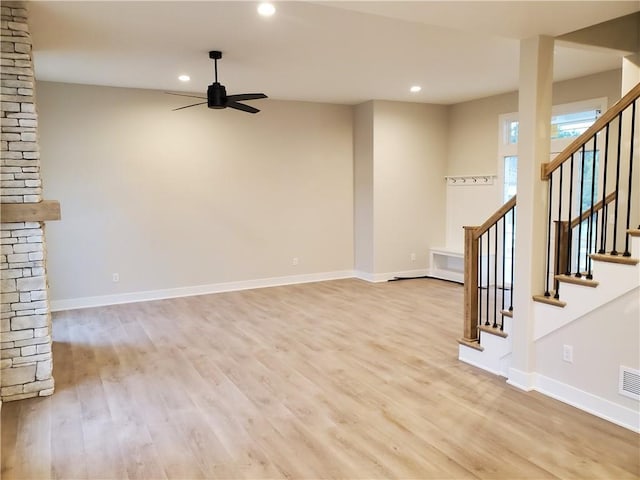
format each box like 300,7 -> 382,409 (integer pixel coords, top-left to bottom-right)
496,97 -> 609,204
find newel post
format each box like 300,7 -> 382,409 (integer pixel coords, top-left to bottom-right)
463,226 -> 479,341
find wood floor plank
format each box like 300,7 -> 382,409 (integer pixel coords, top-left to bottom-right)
2,278 -> 638,479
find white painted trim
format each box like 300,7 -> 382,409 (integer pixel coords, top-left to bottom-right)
506,367 -> 536,391
535,373 -> 640,433
459,347 -> 504,377
354,269 -> 430,283
50,270 -> 355,312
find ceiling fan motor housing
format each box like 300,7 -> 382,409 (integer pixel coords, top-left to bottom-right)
207,82 -> 227,109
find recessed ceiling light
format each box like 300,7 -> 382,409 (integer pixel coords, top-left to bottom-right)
178,75 -> 190,82
257,2 -> 276,17
410,85 -> 422,93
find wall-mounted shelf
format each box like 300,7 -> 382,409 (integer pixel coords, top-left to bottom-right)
445,175 -> 496,186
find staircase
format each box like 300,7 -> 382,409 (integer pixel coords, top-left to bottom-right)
458,83 -> 640,404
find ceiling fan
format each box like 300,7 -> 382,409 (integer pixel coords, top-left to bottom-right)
167,51 -> 267,114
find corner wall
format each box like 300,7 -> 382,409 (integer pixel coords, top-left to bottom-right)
353,100 -> 448,280
372,101 -> 448,275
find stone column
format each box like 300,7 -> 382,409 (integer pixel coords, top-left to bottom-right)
1,1 -> 54,400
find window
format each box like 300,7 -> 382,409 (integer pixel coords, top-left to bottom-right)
498,97 -> 607,201
551,109 -> 601,140
503,156 -> 517,203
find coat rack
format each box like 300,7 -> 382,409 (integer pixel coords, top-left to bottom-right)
445,175 -> 496,186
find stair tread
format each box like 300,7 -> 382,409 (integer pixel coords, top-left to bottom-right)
479,324 -> 508,338
501,309 -> 513,318
628,229 -> 640,237
457,338 -> 484,351
554,275 -> 599,288
532,294 -> 567,308
590,253 -> 639,265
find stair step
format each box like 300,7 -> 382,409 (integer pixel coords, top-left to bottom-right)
532,294 -> 567,307
628,229 -> 640,237
479,324 -> 508,338
590,253 -> 639,265
501,309 -> 513,318
555,275 -> 599,288
458,338 -> 484,351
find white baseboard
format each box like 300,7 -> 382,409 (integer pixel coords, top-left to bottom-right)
354,269 -> 430,283
50,270 -> 355,312
535,373 -> 640,433
506,367 -> 536,391
458,346 -> 504,377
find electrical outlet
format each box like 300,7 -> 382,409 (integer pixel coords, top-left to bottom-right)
563,344 -> 573,363
292,257 -> 299,266
410,252 -> 416,262
112,273 -> 120,283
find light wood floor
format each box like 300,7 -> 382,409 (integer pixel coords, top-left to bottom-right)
2,278 -> 638,479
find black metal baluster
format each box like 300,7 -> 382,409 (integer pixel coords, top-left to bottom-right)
611,111 -> 624,256
593,210 -> 599,263
576,145 -> 587,277
599,123 -> 611,254
478,235 -> 483,329
623,100 -> 636,257
587,134 -> 598,279
501,214 -> 506,331
493,223 -> 498,328
545,173 -> 554,296
509,208 -> 515,312
485,229 -> 490,326
554,163 -> 563,299
566,153 -> 575,275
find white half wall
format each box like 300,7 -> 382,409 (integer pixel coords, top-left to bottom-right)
38,82 -> 354,303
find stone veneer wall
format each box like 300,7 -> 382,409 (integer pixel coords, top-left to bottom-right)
0,1 -> 54,400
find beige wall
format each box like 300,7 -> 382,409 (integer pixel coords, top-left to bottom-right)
38,82 -> 354,302
38,69 -> 626,301
354,101 -> 374,274
447,69 -> 623,178
373,101 -> 448,273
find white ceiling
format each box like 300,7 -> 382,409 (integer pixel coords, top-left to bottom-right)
28,1 -> 639,105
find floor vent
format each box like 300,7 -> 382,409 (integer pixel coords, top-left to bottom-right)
619,366 -> 640,400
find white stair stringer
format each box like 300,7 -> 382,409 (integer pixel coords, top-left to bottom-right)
535,235 -> 640,341
459,317 -> 513,377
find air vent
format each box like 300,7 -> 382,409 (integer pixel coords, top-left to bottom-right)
619,366 -> 640,400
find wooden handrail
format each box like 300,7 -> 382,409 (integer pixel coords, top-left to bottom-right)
473,195 -> 517,240
542,82 -> 640,180
570,192 -> 616,229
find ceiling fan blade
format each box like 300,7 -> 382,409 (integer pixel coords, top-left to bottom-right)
166,92 -> 207,100
172,101 -> 208,111
227,93 -> 267,102
227,101 -> 260,114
